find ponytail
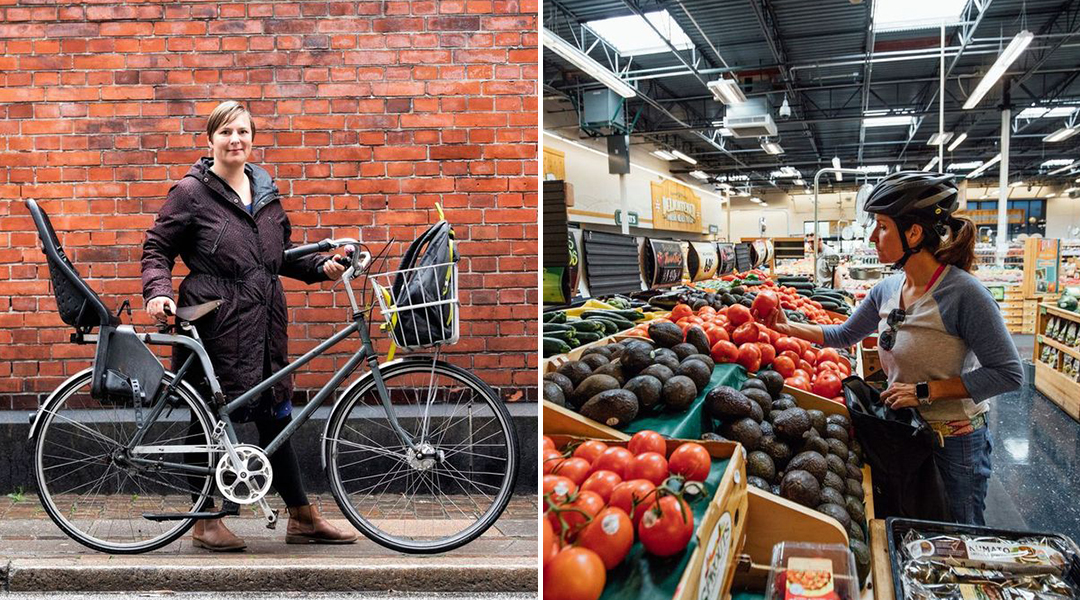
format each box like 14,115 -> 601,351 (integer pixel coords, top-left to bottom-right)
933,216 -> 977,271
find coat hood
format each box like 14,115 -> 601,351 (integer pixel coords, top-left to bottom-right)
186,157 -> 279,214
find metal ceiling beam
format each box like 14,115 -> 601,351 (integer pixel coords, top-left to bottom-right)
856,0 -> 875,162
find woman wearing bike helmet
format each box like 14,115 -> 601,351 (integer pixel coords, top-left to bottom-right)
766,171 -> 1023,525
141,101 -> 357,550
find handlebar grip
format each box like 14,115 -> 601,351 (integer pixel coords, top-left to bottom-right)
283,240 -> 331,262
163,304 -> 174,317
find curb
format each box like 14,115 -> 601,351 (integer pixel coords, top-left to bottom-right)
5,557 -> 537,593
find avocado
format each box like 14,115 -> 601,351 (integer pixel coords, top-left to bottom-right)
747,476 -> 772,491
826,414 -> 851,429
825,423 -> 850,446
823,470 -> 845,492
582,345 -> 615,359
826,438 -> 848,458
743,388 -> 773,414
774,408 -> 812,442
676,359 -> 712,392
780,470 -> 821,508
848,522 -> 866,543
700,432 -> 728,443
650,347 -> 678,364
649,321 -> 685,348
705,386 -> 755,421
654,354 -> 681,372
747,451 -> 776,482
620,344 -> 653,375
543,372 -> 574,398
816,502 -> 851,530
670,343 -> 698,361
623,375 -> 663,410
721,417 -> 762,451
543,381 -> 566,406
570,374 -> 621,409
777,392 -> 798,404
759,436 -> 792,470
851,439 -> 864,463
846,463 -> 863,482
803,435 -> 831,457
845,496 -> 866,523
772,397 -> 797,411
820,486 -> 846,507
662,376 -> 698,411
686,327 -> 712,355
592,362 -> 627,385
638,364 -> 674,384
557,361 -> 593,387
579,389 -> 639,429
748,400 -> 764,424
606,342 -> 627,359
731,286 -> 746,295
759,420 -> 775,437
846,478 -> 863,498
807,409 -> 827,436
848,450 -> 863,467
850,539 -> 871,587
757,370 -> 785,399
741,378 -> 768,394
720,293 -> 736,306
580,353 -> 610,371
826,453 -> 847,478
684,354 -> 716,371
787,451 -> 828,483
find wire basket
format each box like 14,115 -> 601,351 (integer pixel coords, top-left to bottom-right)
370,261 -> 459,350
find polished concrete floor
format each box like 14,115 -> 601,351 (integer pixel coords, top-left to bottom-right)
982,334 -> 1080,541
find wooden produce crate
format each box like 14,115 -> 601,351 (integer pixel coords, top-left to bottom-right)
869,519 -> 893,600
1033,303 -> 1080,420
859,337 -> 881,379
546,434 -> 748,600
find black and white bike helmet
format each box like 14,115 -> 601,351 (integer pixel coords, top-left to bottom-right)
864,171 -> 960,269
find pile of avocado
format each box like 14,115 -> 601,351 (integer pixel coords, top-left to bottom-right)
701,373 -> 870,587
541,334 -> 716,430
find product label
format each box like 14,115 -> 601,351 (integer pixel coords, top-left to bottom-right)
784,558 -> 835,600
698,512 -> 733,600
906,538 -> 1066,574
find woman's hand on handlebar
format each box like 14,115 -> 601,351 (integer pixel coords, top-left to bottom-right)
323,255 -> 348,279
146,296 -> 176,323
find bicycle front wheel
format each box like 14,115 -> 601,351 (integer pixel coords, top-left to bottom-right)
33,369 -> 217,554
324,358 -> 519,553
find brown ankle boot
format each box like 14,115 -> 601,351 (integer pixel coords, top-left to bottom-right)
286,504 -> 358,544
192,517 -> 246,552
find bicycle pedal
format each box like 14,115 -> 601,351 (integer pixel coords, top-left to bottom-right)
265,508 -> 279,530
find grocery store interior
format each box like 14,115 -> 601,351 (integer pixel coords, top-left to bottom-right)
542,0 -> 1080,598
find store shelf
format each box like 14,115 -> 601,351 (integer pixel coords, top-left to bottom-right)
1038,335 -> 1080,361
1033,303 -> 1080,421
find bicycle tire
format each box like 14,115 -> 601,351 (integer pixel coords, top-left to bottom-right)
323,358 -> 519,554
33,368 -> 217,554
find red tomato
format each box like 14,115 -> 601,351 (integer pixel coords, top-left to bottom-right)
609,479 -> 658,528
580,470 -> 622,504
779,349 -> 802,365
803,349 -> 818,364
667,443 -> 712,481
757,343 -> 776,367
542,449 -> 564,475
572,440 -> 608,464
817,360 -> 840,372
793,368 -> 811,381
710,340 -> 739,364
688,316 -> 704,326
543,516 -> 558,567
799,360 -> 815,375
775,337 -> 801,355
812,371 -> 843,398
772,355 -> 796,378
728,304 -> 752,326
704,325 -> 729,346
542,474 -> 578,504
549,490 -> 605,541
817,348 -> 840,365
838,361 -> 852,377
638,495 -> 695,557
575,507 -> 634,570
543,547 -> 606,600
768,328 -> 783,344
671,304 -> 694,322
543,436 -> 555,452
628,430 -> 667,456
795,338 -> 811,354
785,376 -> 811,392
751,290 -> 779,319
592,446 -> 634,479
732,322 -> 759,346
698,306 -> 716,318
737,343 -> 762,373
626,452 -> 669,486
552,457 -> 592,487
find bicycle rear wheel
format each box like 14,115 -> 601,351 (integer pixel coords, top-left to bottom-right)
324,358 -> 519,553
32,369 -> 217,554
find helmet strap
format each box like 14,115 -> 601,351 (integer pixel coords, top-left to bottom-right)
893,222 -> 921,270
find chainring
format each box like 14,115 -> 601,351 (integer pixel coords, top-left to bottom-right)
215,444 -> 273,505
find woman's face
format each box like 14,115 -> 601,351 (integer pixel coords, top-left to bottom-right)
209,112 -> 252,168
869,215 -> 921,263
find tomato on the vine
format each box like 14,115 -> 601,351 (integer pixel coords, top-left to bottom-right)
626,452 -> 669,486
628,430 -> 666,456
543,516 -> 559,568
572,440 -> 608,464
609,479 -> 657,528
591,446 -> 634,479
667,442 -> 712,482
543,547 -> 606,600
548,490 -> 605,541
580,470 -> 622,504
638,495 -> 695,557
575,507 -> 634,570
552,457 -> 592,487
542,449 -> 564,475
543,436 -> 555,452
542,474 -> 578,504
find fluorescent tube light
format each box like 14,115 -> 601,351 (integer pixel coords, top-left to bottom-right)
923,156 -> 940,171
671,149 -> 697,165
542,27 -> 637,98
833,157 -> 843,181
1044,127 -> 1079,143
707,78 -> 747,105
1064,187 -> 1078,194
928,132 -> 954,145
750,197 -> 762,203
1009,180 -> 1025,187
857,165 -> 890,173
689,170 -> 709,180
864,115 -> 916,127
947,161 -> 983,171
962,31 -> 1034,109
1041,159 -> 1074,168
761,140 -> 784,155
793,178 -> 805,186
1018,106 -> 1077,119
1047,193 -> 1057,198
651,150 -> 676,160
966,153 -> 1002,179
946,132 -> 967,151
1048,162 -> 1077,175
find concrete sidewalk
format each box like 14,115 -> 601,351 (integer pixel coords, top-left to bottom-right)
0,494 -> 538,593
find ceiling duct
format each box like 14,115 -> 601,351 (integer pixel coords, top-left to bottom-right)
723,98 -> 777,139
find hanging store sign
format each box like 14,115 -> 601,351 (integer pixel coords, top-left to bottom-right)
957,209 -> 1024,225
1034,239 -> 1060,295
644,238 -> 685,289
614,210 -> 639,227
650,179 -> 702,233
688,241 -> 719,281
717,243 -> 736,275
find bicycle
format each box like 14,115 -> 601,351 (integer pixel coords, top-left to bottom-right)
24,198 -> 519,555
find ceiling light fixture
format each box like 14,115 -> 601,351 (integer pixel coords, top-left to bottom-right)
923,156 -> 940,171
651,150 -> 676,160
1044,126 -> 1080,143
707,78 -> 747,105
947,161 -> 984,171
966,153 -> 1002,179
857,165 -> 890,173
962,30 -> 1034,109
542,27 -> 637,98
671,149 -> 697,165
1048,162 -> 1077,175
793,178 -> 805,186
927,132 -> 954,145
832,156 -> 843,181
689,170 -> 709,180
863,115 -> 917,128
761,140 -> 784,155
946,132 -> 968,151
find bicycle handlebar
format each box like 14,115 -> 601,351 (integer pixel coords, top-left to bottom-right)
283,240 -> 333,262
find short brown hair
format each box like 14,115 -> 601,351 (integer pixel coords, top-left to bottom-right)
206,101 -> 255,141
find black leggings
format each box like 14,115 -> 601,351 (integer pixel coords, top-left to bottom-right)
187,414 -> 310,509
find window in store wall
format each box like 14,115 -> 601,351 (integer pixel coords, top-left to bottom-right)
966,199 -> 1047,239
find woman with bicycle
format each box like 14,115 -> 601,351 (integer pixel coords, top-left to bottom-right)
141,101 -> 357,550
764,171 -> 1023,525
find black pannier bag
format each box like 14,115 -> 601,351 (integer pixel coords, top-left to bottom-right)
373,219 -> 459,350
842,375 -> 952,522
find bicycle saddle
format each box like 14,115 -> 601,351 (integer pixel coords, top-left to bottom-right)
175,299 -> 223,322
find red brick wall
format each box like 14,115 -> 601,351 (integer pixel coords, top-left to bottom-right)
0,1 -> 539,409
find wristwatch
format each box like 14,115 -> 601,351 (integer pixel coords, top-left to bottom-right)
916,381 -> 931,406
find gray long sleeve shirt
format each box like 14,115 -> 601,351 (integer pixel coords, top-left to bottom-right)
821,265 -> 1024,421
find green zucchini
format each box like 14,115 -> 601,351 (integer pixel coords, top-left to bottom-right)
567,320 -> 604,333
543,323 -> 574,333
574,331 -> 603,343
544,329 -> 579,343
587,317 -> 619,335
580,312 -> 635,329
542,311 -> 567,323
580,309 -> 643,323
543,337 -> 571,356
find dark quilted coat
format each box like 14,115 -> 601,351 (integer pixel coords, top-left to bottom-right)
142,158 -> 329,421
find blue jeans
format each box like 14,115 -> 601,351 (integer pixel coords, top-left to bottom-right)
932,426 -> 993,525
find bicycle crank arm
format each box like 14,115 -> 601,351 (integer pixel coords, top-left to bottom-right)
143,501 -> 240,522
256,497 -> 279,529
